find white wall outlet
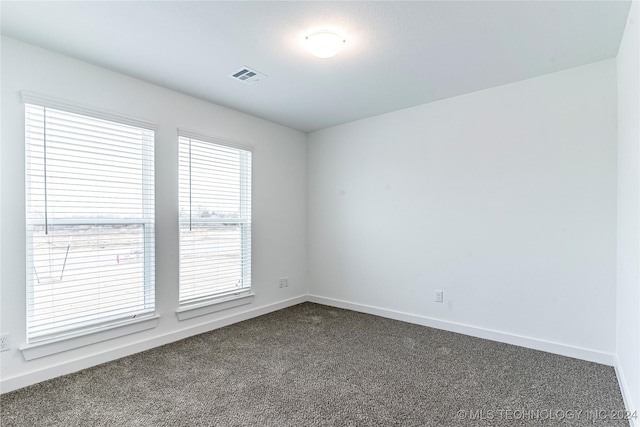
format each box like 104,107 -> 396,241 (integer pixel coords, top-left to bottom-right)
0,334 -> 10,352
279,277 -> 289,288
435,290 -> 444,303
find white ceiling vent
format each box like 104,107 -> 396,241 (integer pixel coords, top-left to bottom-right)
228,67 -> 267,85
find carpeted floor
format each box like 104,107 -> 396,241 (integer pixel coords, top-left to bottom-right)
0,303 -> 630,426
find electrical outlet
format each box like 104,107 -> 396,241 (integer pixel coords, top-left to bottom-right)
435,290 -> 443,303
0,334 -> 10,352
279,277 -> 289,288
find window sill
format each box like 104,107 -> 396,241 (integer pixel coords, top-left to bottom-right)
176,292 -> 255,321
20,314 -> 160,361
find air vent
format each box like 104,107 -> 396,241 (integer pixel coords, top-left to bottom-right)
228,67 -> 267,85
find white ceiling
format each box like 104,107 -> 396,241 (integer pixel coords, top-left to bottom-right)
1,1 -> 632,133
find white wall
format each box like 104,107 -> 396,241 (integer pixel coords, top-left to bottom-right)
308,60 -> 618,363
616,0 -> 640,420
0,37 -> 308,392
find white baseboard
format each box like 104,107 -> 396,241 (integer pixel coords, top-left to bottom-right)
307,294 -> 616,366
0,295 -> 307,394
614,355 -> 639,427
1,293 -> 624,401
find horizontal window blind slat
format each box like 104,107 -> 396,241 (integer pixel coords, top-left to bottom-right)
27,294 -> 149,314
28,129 -> 152,152
28,282 -> 149,299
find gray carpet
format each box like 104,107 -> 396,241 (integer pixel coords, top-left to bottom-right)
0,303 -> 630,426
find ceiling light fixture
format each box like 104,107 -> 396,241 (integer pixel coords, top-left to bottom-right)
304,31 -> 346,58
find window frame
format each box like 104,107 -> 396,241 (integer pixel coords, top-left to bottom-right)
21,92 -> 158,355
177,129 -> 253,318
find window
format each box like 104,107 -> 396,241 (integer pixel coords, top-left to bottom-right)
178,131 -> 252,307
25,99 -> 155,343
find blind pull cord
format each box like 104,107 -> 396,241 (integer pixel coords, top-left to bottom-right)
43,107 -> 49,235
189,138 -> 192,231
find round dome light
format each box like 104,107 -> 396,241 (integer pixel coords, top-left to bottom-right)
304,31 -> 346,58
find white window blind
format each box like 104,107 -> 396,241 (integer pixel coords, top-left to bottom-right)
25,103 -> 155,342
178,132 -> 252,305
